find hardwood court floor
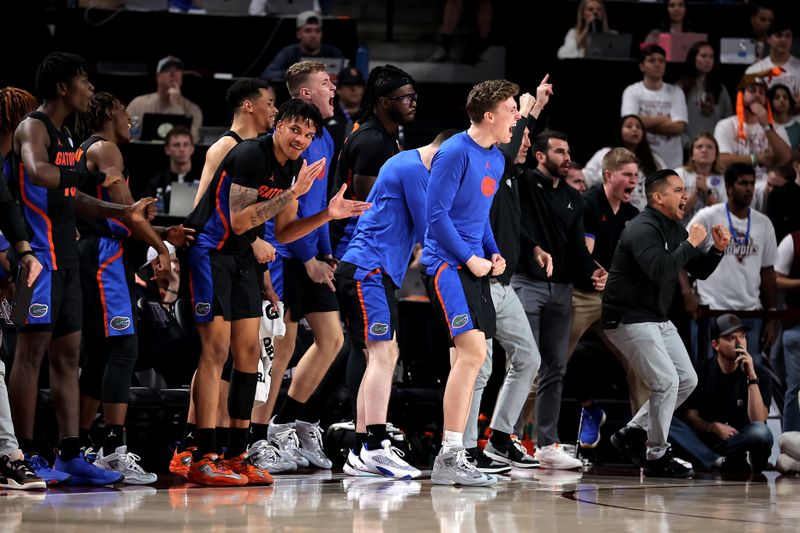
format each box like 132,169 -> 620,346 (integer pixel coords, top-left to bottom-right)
2,468 -> 799,532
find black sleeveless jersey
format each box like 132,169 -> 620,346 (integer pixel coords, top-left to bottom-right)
75,135 -> 131,240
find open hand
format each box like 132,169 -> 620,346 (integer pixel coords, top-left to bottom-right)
327,184 -> 371,220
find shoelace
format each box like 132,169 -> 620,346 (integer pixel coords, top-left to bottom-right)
121,452 -> 147,474
381,442 -> 407,459
10,459 -> 36,477
308,424 -> 324,450
249,441 -> 281,462
276,428 -> 301,450
27,455 -> 49,470
455,449 -> 477,472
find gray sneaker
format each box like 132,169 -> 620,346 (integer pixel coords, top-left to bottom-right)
247,440 -> 297,474
268,418 -> 309,468
94,446 -> 157,485
295,420 -> 333,469
431,447 -> 497,486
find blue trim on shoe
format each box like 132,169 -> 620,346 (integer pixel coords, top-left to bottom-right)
25,453 -> 72,486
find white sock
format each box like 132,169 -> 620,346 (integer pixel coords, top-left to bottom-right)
442,431 -> 463,451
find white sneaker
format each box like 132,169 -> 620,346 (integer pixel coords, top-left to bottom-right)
360,440 -> 421,479
535,444 -> 583,470
94,446 -> 158,485
343,449 -> 379,477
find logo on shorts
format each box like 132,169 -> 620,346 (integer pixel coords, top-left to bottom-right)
110,316 -> 131,331
369,322 -> 389,336
451,314 -> 469,329
195,302 -> 211,316
29,303 -> 48,318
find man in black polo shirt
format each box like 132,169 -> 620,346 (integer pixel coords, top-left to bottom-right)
512,130 -> 606,470
604,169 -> 730,478
568,147 -> 648,450
669,314 -> 773,472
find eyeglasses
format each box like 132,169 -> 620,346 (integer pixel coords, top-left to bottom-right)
745,84 -> 766,94
384,93 -> 418,105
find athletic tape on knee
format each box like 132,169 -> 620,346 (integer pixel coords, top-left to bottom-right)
228,369 -> 258,420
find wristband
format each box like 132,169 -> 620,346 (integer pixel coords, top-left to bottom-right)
246,231 -> 258,243
747,377 -> 760,385
58,169 -> 106,189
18,250 -> 36,259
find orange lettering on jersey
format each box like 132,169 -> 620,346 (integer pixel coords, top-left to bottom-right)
257,185 -> 284,199
75,148 -> 84,162
64,187 -> 77,197
55,151 -> 75,167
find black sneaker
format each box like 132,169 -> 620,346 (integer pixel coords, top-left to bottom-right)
0,454 -> 47,490
643,448 -> 694,479
484,438 -> 539,469
465,447 -> 512,474
720,453 -> 752,474
610,425 -> 647,467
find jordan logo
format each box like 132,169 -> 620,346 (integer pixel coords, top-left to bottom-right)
567,202 -> 573,210
485,161 -> 490,169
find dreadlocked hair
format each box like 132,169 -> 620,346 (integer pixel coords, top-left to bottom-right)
355,64 -> 415,123
73,92 -> 123,144
0,87 -> 38,135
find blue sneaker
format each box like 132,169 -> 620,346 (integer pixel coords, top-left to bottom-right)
579,403 -> 607,448
54,452 -> 124,486
25,453 -> 71,486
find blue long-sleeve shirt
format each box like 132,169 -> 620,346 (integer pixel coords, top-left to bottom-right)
276,128 -> 334,262
422,131 -> 503,272
341,149 -> 429,286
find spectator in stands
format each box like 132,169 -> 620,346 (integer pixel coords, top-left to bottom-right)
749,3 -> 774,61
746,20 -> 800,101
676,132 -> 726,224
774,227 -> 800,432
428,0 -> 493,63
141,125 -> 200,207
260,11 -> 344,82
689,163 -> 778,361
767,158 -> 800,242
557,0 -> 611,60
669,313 -> 773,472
584,114 -> 667,209
644,0 -> 693,44
768,84 -> 800,152
565,161 -> 587,193
126,56 -> 203,142
714,72 -> 791,183
621,45 -> 688,169
677,42 -> 734,151
753,163 -> 790,214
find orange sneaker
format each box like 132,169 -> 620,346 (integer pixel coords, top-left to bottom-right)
223,452 -> 274,485
170,448 -> 194,478
186,453 -> 247,487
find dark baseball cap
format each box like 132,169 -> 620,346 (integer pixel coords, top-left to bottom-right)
710,313 -> 750,339
337,67 -> 365,86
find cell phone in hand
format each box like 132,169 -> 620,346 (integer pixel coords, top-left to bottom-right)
10,263 -> 35,326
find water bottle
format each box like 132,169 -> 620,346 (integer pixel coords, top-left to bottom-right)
155,187 -> 165,214
129,115 -> 140,139
355,43 -> 369,79
737,40 -> 747,61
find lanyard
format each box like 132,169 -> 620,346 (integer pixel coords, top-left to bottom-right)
725,204 -> 751,246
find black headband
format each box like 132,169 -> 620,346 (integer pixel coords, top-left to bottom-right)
376,77 -> 414,98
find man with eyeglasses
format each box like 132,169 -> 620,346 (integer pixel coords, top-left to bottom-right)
715,73 -> 791,183
330,65 -> 417,260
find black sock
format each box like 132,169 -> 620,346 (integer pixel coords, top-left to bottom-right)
19,438 -> 37,456
490,429 -> 510,447
180,422 -> 197,451
193,428 -> 216,461
355,432 -> 368,453
103,425 -> 125,452
438,33 -> 454,51
79,428 -> 94,450
249,423 -> 269,445
215,427 -> 230,455
58,436 -> 81,460
227,427 -> 249,458
366,424 -> 389,450
274,396 -> 305,424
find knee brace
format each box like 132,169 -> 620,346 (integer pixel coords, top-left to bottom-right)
228,369 -> 258,420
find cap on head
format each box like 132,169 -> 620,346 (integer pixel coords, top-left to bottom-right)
157,56 -> 184,73
296,10 -> 321,28
337,67 -> 365,87
710,313 -> 750,339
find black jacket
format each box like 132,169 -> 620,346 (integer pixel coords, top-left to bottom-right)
516,167 -> 596,284
602,206 -> 723,325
